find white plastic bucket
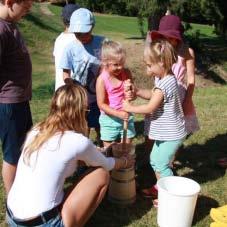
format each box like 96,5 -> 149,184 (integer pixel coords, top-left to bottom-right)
157,176 -> 200,227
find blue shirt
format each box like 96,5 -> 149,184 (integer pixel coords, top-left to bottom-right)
59,35 -> 104,104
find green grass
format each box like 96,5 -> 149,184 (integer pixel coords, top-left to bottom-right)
49,4 -> 146,39
0,3 -> 227,226
187,23 -> 217,38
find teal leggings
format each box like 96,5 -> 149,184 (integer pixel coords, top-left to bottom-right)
150,139 -> 185,177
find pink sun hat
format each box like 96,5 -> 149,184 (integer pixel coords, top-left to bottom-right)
150,15 -> 184,43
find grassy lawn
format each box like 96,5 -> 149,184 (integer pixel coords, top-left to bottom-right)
0,3 -> 227,226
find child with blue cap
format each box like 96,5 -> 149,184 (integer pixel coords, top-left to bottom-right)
53,3 -> 80,91
60,8 -> 105,146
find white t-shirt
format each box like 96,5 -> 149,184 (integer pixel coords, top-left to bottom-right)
7,130 -> 115,219
53,32 -> 75,90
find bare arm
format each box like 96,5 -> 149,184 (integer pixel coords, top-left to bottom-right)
185,48 -> 195,100
136,88 -> 153,100
124,78 -> 152,101
63,69 -> 74,84
184,47 -> 196,115
96,75 -> 129,120
123,88 -> 163,114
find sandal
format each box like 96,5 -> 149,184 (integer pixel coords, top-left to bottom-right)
141,185 -> 158,199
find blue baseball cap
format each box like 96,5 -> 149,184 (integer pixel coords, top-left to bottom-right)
61,4 -> 80,26
69,8 -> 95,33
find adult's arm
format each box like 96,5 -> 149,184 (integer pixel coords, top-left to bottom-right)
184,47 -> 195,115
76,139 -> 134,171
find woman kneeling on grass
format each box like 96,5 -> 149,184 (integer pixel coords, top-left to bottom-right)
6,84 -> 134,227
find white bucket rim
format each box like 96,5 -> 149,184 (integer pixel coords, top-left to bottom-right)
157,176 -> 201,197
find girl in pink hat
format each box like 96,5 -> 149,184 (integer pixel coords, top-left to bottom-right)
142,15 -> 199,168
123,39 -> 187,206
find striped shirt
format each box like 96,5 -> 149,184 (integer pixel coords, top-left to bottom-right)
149,75 -> 187,141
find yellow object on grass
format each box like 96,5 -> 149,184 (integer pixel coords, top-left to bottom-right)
210,205 -> 227,226
210,222 -> 227,227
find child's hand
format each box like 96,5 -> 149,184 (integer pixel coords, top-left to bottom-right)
124,79 -> 137,101
124,79 -> 132,92
117,110 -> 129,121
122,99 -> 131,112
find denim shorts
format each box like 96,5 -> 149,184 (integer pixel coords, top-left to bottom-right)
99,114 -> 136,141
87,101 -> 100,128
0,101 -> 33,164
6,212 -> 64,227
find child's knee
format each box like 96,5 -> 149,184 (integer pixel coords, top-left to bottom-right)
159,166 -> 174,177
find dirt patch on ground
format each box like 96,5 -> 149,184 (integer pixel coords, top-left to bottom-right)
123,39 -> 227,89
40,2 -> 54,16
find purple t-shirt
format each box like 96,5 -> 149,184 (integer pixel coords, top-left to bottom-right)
0,19 -> 32,103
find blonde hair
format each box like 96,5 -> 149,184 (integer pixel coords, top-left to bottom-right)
144,39 -> 177,73
101,39 -> 126,65
23,84 -> 88,164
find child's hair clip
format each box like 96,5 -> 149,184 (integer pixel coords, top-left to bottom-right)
160,44 -> 165,53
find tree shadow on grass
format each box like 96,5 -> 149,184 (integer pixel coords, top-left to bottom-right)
134,120 -> 227,185
175,133 -> 227,184
195,36 -> 227,85
86,195 -> 154,227
200,70 -> 227,85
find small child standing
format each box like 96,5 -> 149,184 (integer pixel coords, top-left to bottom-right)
53,3 -> 80,91
123,39 -> 187,200
60,8 -> 104,145
150,15 -> 199,135
96,40 -> 136,148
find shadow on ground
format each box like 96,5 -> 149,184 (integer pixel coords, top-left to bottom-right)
175,133 -> 227,184
86,195 -> 154,227
134,121 -> 227,184
194,36 -> 227,85
193,195 -> 219,225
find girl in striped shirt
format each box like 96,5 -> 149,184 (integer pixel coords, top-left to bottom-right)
123,39 -> 187,201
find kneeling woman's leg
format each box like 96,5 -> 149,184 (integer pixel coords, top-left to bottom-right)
61,168 -> 110,227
